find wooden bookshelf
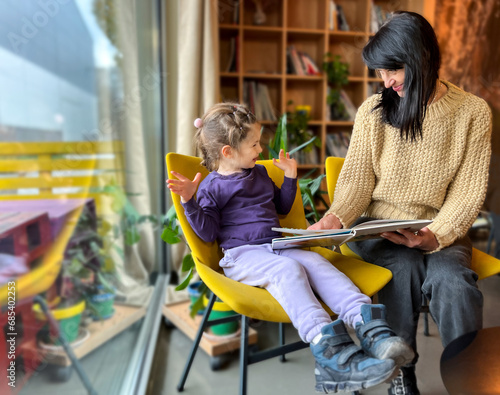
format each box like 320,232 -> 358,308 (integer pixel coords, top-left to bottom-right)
217,0 -> 434,173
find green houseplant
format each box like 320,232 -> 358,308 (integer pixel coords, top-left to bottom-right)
323,53 -> 350,120
57,182 -> 159,323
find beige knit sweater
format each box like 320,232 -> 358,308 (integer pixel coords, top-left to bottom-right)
327,81 -> 492,251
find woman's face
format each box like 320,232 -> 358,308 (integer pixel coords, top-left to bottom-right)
376,68 -> 405,97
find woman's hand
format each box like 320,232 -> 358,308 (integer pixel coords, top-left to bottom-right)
167,171 -> 202,203
308,213 -> 342,230
273,149 -> 297,179
381,226 -> 439,251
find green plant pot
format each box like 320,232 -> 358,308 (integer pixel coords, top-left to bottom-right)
34,300 -> 86,344
204,295 -> 238,336
89,292 -> 115,320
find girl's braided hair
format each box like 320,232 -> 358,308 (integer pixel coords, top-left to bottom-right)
194,102 -> 258,171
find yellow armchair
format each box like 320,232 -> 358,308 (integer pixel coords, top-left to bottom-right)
166,153 -> 393,395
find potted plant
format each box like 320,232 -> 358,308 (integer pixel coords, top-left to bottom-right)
323,53 -> 350,120
262,112 -> 329,222
285,103 -> 322,165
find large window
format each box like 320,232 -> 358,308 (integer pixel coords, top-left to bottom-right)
0,1 -> 164,393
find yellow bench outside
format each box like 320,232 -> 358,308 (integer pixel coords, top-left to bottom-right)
0,140 -> 125,218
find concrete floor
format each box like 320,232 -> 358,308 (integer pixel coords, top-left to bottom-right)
150,269 -> 500,395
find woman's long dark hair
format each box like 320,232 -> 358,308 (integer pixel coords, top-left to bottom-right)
362,11 -> 441,140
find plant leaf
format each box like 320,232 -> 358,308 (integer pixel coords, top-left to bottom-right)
175,267 -> 194,291
181,253 -> 194,272
125,227 -> 141,246
289,136 -> 317,155
189,290 -> 207,318
161,225 -> 181,244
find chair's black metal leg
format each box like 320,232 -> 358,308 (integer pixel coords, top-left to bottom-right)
279,322 -> 287,362
239,315 -> 249,395
423,311 -> 429,336
177,292 -> 216,392
422,294 -> 430,337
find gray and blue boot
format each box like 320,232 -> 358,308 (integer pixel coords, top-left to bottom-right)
355,304 -> 415,367
311,320 -> 396,393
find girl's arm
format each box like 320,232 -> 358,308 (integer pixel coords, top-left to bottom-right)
167,171 -> 220,242
272,149 -> 297,214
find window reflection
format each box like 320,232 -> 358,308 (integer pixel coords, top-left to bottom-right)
0,1 -> 161,393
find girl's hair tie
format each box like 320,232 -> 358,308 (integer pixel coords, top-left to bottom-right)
194,118 -> 203,128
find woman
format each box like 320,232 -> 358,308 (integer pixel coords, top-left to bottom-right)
309,11 -> 492,394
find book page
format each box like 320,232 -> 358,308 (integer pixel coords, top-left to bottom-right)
351,219 -> 432,236
272,230 -> 355,250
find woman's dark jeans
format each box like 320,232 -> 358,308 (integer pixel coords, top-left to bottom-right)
348,218 -> 483,364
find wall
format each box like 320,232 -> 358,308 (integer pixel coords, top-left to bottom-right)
433,0 -> 500,213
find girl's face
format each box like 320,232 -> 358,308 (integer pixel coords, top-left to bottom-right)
220,123 -> 262,173
376,68 -> 406,97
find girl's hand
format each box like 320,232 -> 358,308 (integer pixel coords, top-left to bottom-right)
273,149 -> 297,179
380,226 -> 439,251
167,171 -> 202,203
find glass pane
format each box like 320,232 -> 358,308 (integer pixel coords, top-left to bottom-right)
0,1 -> 163,393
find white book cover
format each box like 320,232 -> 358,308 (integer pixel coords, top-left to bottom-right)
271,219 -> 432,250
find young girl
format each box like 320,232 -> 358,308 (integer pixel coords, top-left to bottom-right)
167,102 -> 413,393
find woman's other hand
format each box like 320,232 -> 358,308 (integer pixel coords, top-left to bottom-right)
381,226 -> 439,251
308,213 -> 342,230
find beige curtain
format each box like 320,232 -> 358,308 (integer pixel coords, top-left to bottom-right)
170,0 -> 219,155
164,0 -> 219,302
95,0 -> 156,306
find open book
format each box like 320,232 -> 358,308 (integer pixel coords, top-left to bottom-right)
271,219 -> 433,250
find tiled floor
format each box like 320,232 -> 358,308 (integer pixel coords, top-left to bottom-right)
150,268 -> 500,395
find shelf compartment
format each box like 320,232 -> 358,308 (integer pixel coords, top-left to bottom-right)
287,0 -> 327,30
220,29 -> 239,73
286,79 -> 324,121
367,80 -> 384,97
242,29 -> 283,74
289,124 -> 322,166
243,0 -> 283,27
328,34 -> 369,78
243,78 -> 281,122
218,1 -> 241,25
333,0 -> 370,33
287,31 -> 325,76
220,75 -> 240,102
342,81 -> 366,110
325,127 -> 353,159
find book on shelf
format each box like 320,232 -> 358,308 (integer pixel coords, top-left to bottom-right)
291,143 -> 319,165
336,4 -> 350,31
287,46 -> 320,76
271,219 -> 433,250
219,0 -> 239,24
225,36 -> 237,72
370,2 -> 390,33
340,90 -> 357,121
326,132 -> 351,158
329,0 -> 337,30
243,81 -> 277,122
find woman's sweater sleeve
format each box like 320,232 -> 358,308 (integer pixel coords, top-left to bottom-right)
326,99 -> 377,227
427,98 -> 492,251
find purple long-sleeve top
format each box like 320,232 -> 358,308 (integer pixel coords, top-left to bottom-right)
182,164 -> 297,250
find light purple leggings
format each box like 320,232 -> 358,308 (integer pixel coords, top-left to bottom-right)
219,243 -> 371,342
